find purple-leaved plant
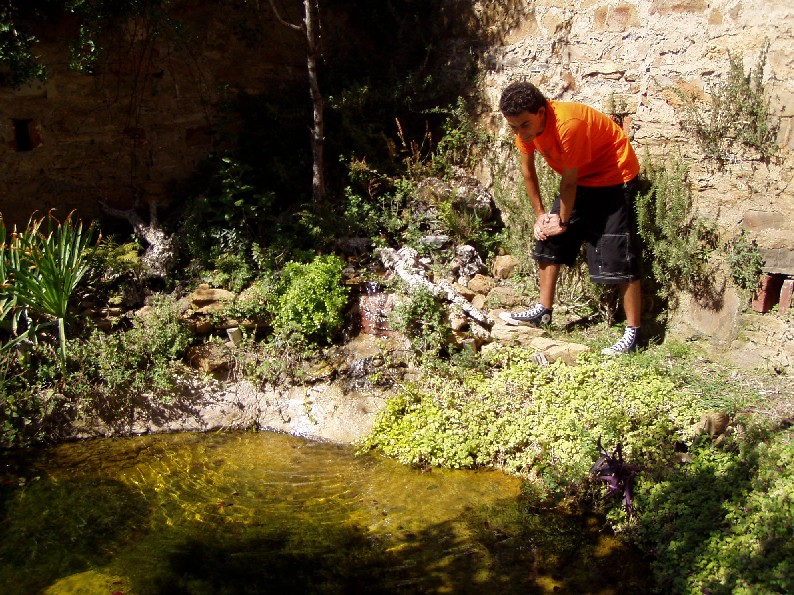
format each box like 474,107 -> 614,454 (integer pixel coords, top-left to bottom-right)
590,437 -> 641,515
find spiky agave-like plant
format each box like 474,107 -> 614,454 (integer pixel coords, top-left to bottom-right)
4,211 -> 96,366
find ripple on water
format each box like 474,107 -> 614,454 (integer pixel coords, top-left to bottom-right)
0,431 -> 651,594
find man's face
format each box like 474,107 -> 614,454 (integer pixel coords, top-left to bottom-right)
505,106 -> 546,145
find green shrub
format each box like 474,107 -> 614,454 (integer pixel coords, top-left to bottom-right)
203,252 -> 254,293
673,43 -> 779,166
359,350 -> 705,497
431,97 -> 495,175
223,274 -> 280,324
0,366 -> 64,447
635,155 -> 719,308
629,426 -> 793,594
340,170 -> 415,247
69,294 -> 192,413
338,97 -> 499,254
272,255 -> 350,347
0,5 -> 47,86
182,155 -> 278,263
389,286 -> 450,359
726,231 -> 764,292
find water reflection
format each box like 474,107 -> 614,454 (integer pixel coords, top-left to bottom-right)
0,432 -> 649,593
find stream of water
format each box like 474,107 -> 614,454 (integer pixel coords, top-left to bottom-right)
0,431 -> 650,594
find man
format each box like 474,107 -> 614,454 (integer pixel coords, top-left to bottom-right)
498,81 -> 642,355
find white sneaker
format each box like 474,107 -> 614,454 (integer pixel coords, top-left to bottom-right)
499,304 -> 553,327
601,327 -> 639,356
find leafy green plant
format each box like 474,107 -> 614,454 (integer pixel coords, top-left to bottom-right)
69,294 -> 192,414
182,154 -> 278,263
726,231 -> 764,292
635,154 -> 719,308
437,199 -> 504,260
2,213 -> 96,366
0,5 -> 46,86
271,255 -> 350,347
629,426 -> 793,594
389,286 -> 450,359
431,97 -> 495,175
359,349 -> 706,495
203,252 -> 254,293
0,223 -> 32,356
338,97 -> 498,252
673,43 -> 779,166
222,274 -> 280,324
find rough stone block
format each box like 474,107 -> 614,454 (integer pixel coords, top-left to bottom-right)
752,274 -> 784,313
492,254 -> 519,279
743,209 -> 784,231
650,0 -> 708,14
760,248 -> 794,276
779,279 -> 793,316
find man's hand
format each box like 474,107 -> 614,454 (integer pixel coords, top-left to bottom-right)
533,213 -> 551,240
535,213 -> 567,239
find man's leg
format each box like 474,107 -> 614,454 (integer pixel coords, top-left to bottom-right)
538,261 -> 560,310
602,279 -> 642,355
501,260 -> 559,326
620,279 -> 641,327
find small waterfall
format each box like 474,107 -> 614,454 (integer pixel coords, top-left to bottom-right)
358,281 -> 394,336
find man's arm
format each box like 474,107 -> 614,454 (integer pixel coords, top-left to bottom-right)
519,152 -> 552,240
543,167 -> 578,236
519,152 -> 544,217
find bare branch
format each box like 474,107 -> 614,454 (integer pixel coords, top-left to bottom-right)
268,0 -> 303,32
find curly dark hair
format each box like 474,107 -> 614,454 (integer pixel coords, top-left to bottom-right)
499,81 -> 547,116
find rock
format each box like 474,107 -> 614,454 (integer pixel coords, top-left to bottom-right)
453,283 -> 477,301
227,327 -> 243,346
486,286 -> 527,309
188,284 -> 236,314
543,342 -> 591,365
415,169 -> 495,220
186,343 -> 232,375
489,322 -> 547,344
492,254 -> 519,279
449,308 -> 469,332
467,273 -> 496,295
699,412 -> 730,438
420,234 -> 450,248
450,245 -> 485,282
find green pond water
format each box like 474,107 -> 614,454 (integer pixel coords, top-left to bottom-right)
0,431 -> 650,594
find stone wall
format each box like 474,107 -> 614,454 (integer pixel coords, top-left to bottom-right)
475,0 -> 793,370
0,2 -> 306,229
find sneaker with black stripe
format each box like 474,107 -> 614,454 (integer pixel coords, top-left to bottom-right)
499,303 -> 553,327
601,326 -> 639,356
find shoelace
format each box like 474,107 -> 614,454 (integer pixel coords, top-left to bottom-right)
515,304 -> 546,318
611,330 -> 637,351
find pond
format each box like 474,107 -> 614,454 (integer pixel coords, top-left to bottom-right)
0,431 -> 650,594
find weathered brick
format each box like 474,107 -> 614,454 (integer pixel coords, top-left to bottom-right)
752,274 -> 785,313
779,279 -> 793,316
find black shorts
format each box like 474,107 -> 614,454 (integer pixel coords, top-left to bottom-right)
533,177 -> 640,284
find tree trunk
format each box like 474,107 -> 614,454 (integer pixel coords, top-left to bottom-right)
304,0 -> 325,207
268,0 -> 325,207
100,200 -> 175,278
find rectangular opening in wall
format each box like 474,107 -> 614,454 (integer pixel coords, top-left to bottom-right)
12,118 -> 40,151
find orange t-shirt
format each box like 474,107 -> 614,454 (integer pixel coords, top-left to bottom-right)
515,101 -> 639,187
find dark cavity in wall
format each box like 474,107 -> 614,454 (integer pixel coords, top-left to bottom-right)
12,119 -> 42,152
